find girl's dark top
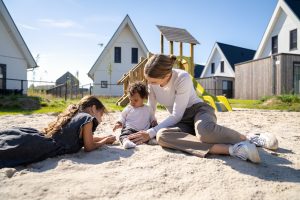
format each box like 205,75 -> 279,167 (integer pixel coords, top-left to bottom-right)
0,112 -> 98,168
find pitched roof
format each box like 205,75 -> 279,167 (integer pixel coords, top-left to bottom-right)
217,42 -> 256,68
156,25 -> 199,44
284,0 -> 300,20
194,64 -> 205,78
254,0 -> 300,59
88,15 -> 148,79
0,0 -> 37,69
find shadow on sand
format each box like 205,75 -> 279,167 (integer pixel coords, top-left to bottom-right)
214,147 -> 300,183
19,145 -> 134,172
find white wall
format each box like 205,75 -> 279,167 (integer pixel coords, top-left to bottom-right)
260,8 -> 300,58
0,18 -> 28,93
93,25 -> 147,96
202,47 -> 235,78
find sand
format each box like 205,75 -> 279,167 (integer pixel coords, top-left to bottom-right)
0,109 -> 300,200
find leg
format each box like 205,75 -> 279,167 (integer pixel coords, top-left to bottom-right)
194,111 -> 246,145
156,127 -> 213,157
119,127 -> 137,144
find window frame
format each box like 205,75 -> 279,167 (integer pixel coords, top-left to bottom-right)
211,62 -> 215,74
131,48 -> 138,64
290,29 -> 297,51
114,47 -> 121,63
100,81 -> 108,88
220,61 -> 225,73
272,35 -> 278,54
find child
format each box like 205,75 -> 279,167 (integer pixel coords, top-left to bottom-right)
0,95 -> 116,168
113,82 -> 156,149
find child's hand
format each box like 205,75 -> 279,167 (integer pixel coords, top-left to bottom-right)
103,135 -> 116,144
113,122 -> 123,132
151,120 -> 158,127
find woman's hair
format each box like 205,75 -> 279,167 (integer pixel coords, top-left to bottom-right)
42,95 -> 106,137
128,81 -> 148,99
144,54 -> 177,78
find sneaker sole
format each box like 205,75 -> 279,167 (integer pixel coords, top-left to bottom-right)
245,141 -> 261,163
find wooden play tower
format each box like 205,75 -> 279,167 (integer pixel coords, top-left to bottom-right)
116,25 -> 232,111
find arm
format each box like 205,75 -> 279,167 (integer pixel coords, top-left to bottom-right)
147,73 -> 192,138
82,122 -> 116,152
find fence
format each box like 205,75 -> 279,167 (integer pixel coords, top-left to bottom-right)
0,77 -> 92,100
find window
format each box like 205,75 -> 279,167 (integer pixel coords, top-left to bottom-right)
131,48 -> 138,64
290,29 -> 297,50
272,35 -> 278,54
220,61 -> 224,73
101,81 -> 108,88
211,63 -> 215,74
114,47 -> 121,63
294,62 -> 300,94
0,64 -> 6,90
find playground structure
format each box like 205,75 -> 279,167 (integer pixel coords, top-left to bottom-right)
116,25 -> 232,112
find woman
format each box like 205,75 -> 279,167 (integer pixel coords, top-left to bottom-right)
0,95 -> 116,168
128,54 -> 278,163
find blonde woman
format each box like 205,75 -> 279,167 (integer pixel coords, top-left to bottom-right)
128,54 -> 278,163
0,95 -> 115,168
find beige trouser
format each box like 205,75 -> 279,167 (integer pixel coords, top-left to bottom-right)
156,102 -> 243,157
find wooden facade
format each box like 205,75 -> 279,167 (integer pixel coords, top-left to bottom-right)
235,53 -> 300,99
197,76 -> 234,98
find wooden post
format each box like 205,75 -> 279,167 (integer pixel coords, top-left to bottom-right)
160,33 -> 164,54
170,41 -> 174,55
179,42 -> 183,57
190,43 -> 194,77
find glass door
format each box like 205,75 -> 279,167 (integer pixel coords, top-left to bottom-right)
294,62 -> 300,94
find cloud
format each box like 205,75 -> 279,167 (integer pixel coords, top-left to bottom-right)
84,15 -> 122,24
62,32 -> 97,39
38,19 -> 81,28
19,24 -> 40,30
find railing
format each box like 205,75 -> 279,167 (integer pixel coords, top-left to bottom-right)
0,77 -> 92,100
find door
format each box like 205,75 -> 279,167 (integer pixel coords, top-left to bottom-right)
0,64 -> 6,90
294,62 -> 300,94
222,80 -> 233,98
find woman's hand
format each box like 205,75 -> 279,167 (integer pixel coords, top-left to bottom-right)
127,131 -> 150,145
113,122 -> 122,132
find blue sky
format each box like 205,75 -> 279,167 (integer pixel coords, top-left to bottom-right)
3,0 -> 277,85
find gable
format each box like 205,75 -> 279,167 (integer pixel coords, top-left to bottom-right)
0,0 -> 37,69
88,15 -> 148,79
254,0 -> 300,59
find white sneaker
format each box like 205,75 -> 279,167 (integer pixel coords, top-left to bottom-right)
229,141 -> 261,163
247,133 -> 278,150
122,139 -> 136,149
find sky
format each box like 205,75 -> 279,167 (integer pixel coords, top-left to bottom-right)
3,0 -> 278,86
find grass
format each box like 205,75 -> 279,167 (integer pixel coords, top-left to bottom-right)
229,94 -> 300,111
0,94 -> 299,115
0,95 -> 123,115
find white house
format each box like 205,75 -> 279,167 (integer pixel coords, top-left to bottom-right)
88,15 -> 148,96
0,0 -> 37,94
254,0 -> 300,59
199,42 -> 255,98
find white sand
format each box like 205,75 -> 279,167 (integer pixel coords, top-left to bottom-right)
0,109 -> 300,200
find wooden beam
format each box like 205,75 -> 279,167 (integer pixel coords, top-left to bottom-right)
170,41 -> 174,55
190,44 -> 194,77
160,33 -> 164,54
179,42 -> 183,57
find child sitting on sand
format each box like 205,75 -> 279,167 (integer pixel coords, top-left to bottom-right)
113,82 -> 156,149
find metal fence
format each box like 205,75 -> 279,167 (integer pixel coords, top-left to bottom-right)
0,77 -> 92,100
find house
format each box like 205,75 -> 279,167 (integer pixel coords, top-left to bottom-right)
88,15 -> 148,96
0,0 -> 37,95
46,72 -> 82,98
199,42 -> 255,98
235,0 -> 300,99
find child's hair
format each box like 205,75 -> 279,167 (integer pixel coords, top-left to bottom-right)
128,81 -> 148,99
144,54 -> 177,78
43,95 -> 106,137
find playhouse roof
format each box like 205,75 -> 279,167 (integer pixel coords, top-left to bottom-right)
156,25 -> 199,44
